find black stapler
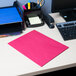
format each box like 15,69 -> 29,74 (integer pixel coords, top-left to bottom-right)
42,12 -> 55,28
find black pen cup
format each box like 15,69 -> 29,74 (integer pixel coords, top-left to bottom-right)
23,2 -> 44,27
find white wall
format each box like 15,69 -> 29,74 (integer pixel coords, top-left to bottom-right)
0,0 -> 51,13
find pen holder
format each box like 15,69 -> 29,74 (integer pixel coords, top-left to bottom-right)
23,2 -> 44,27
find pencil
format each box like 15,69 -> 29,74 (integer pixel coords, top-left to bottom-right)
40,0 -> 44,6
37,0 -> 39,4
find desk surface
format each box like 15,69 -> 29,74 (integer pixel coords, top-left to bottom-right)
0,13 -> 76,76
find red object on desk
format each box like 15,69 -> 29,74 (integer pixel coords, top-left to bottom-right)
8,30 -> 69,67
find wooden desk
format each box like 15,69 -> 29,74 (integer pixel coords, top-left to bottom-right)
0,13 -> 76,76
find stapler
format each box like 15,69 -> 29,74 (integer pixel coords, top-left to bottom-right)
42,12 -> 55,29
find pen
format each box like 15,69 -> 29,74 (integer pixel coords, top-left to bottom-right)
37,0 -> 39,4
40,0 -> 43,6
28,0 -> 31,10
37,0 -> 41,8
37,0 -> 44,8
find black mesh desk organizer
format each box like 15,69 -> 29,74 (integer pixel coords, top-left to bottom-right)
24,2 -> 44,27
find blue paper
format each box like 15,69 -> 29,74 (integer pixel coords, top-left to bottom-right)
0,7 -> 22,25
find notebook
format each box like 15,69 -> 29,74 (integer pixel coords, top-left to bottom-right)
8,30 -> 69,67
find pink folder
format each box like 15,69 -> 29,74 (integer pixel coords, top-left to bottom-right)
8,30 -> 69,67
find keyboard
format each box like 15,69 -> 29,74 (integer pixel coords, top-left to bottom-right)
56,21 -> 76,40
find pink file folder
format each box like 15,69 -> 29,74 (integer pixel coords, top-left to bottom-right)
8,30 -> 69,67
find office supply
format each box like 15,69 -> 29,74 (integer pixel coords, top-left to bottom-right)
37,0 -> 39,4
29,16 -> 42,25
0,1 -> 24,35
22,5 -> 27,10
37,0 -> 45,8
0,7 -> 22,25
8,30 -> 68,67
0,35 -> 8,38
0,31 -> 21,36
40,0 -> 44,6
0,32 -> 21,38
56,21 -> 76,40
51,0 -> 76,21
24,2 -> 44,27
42,11 -> 55,28
28,0 -> 31,10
